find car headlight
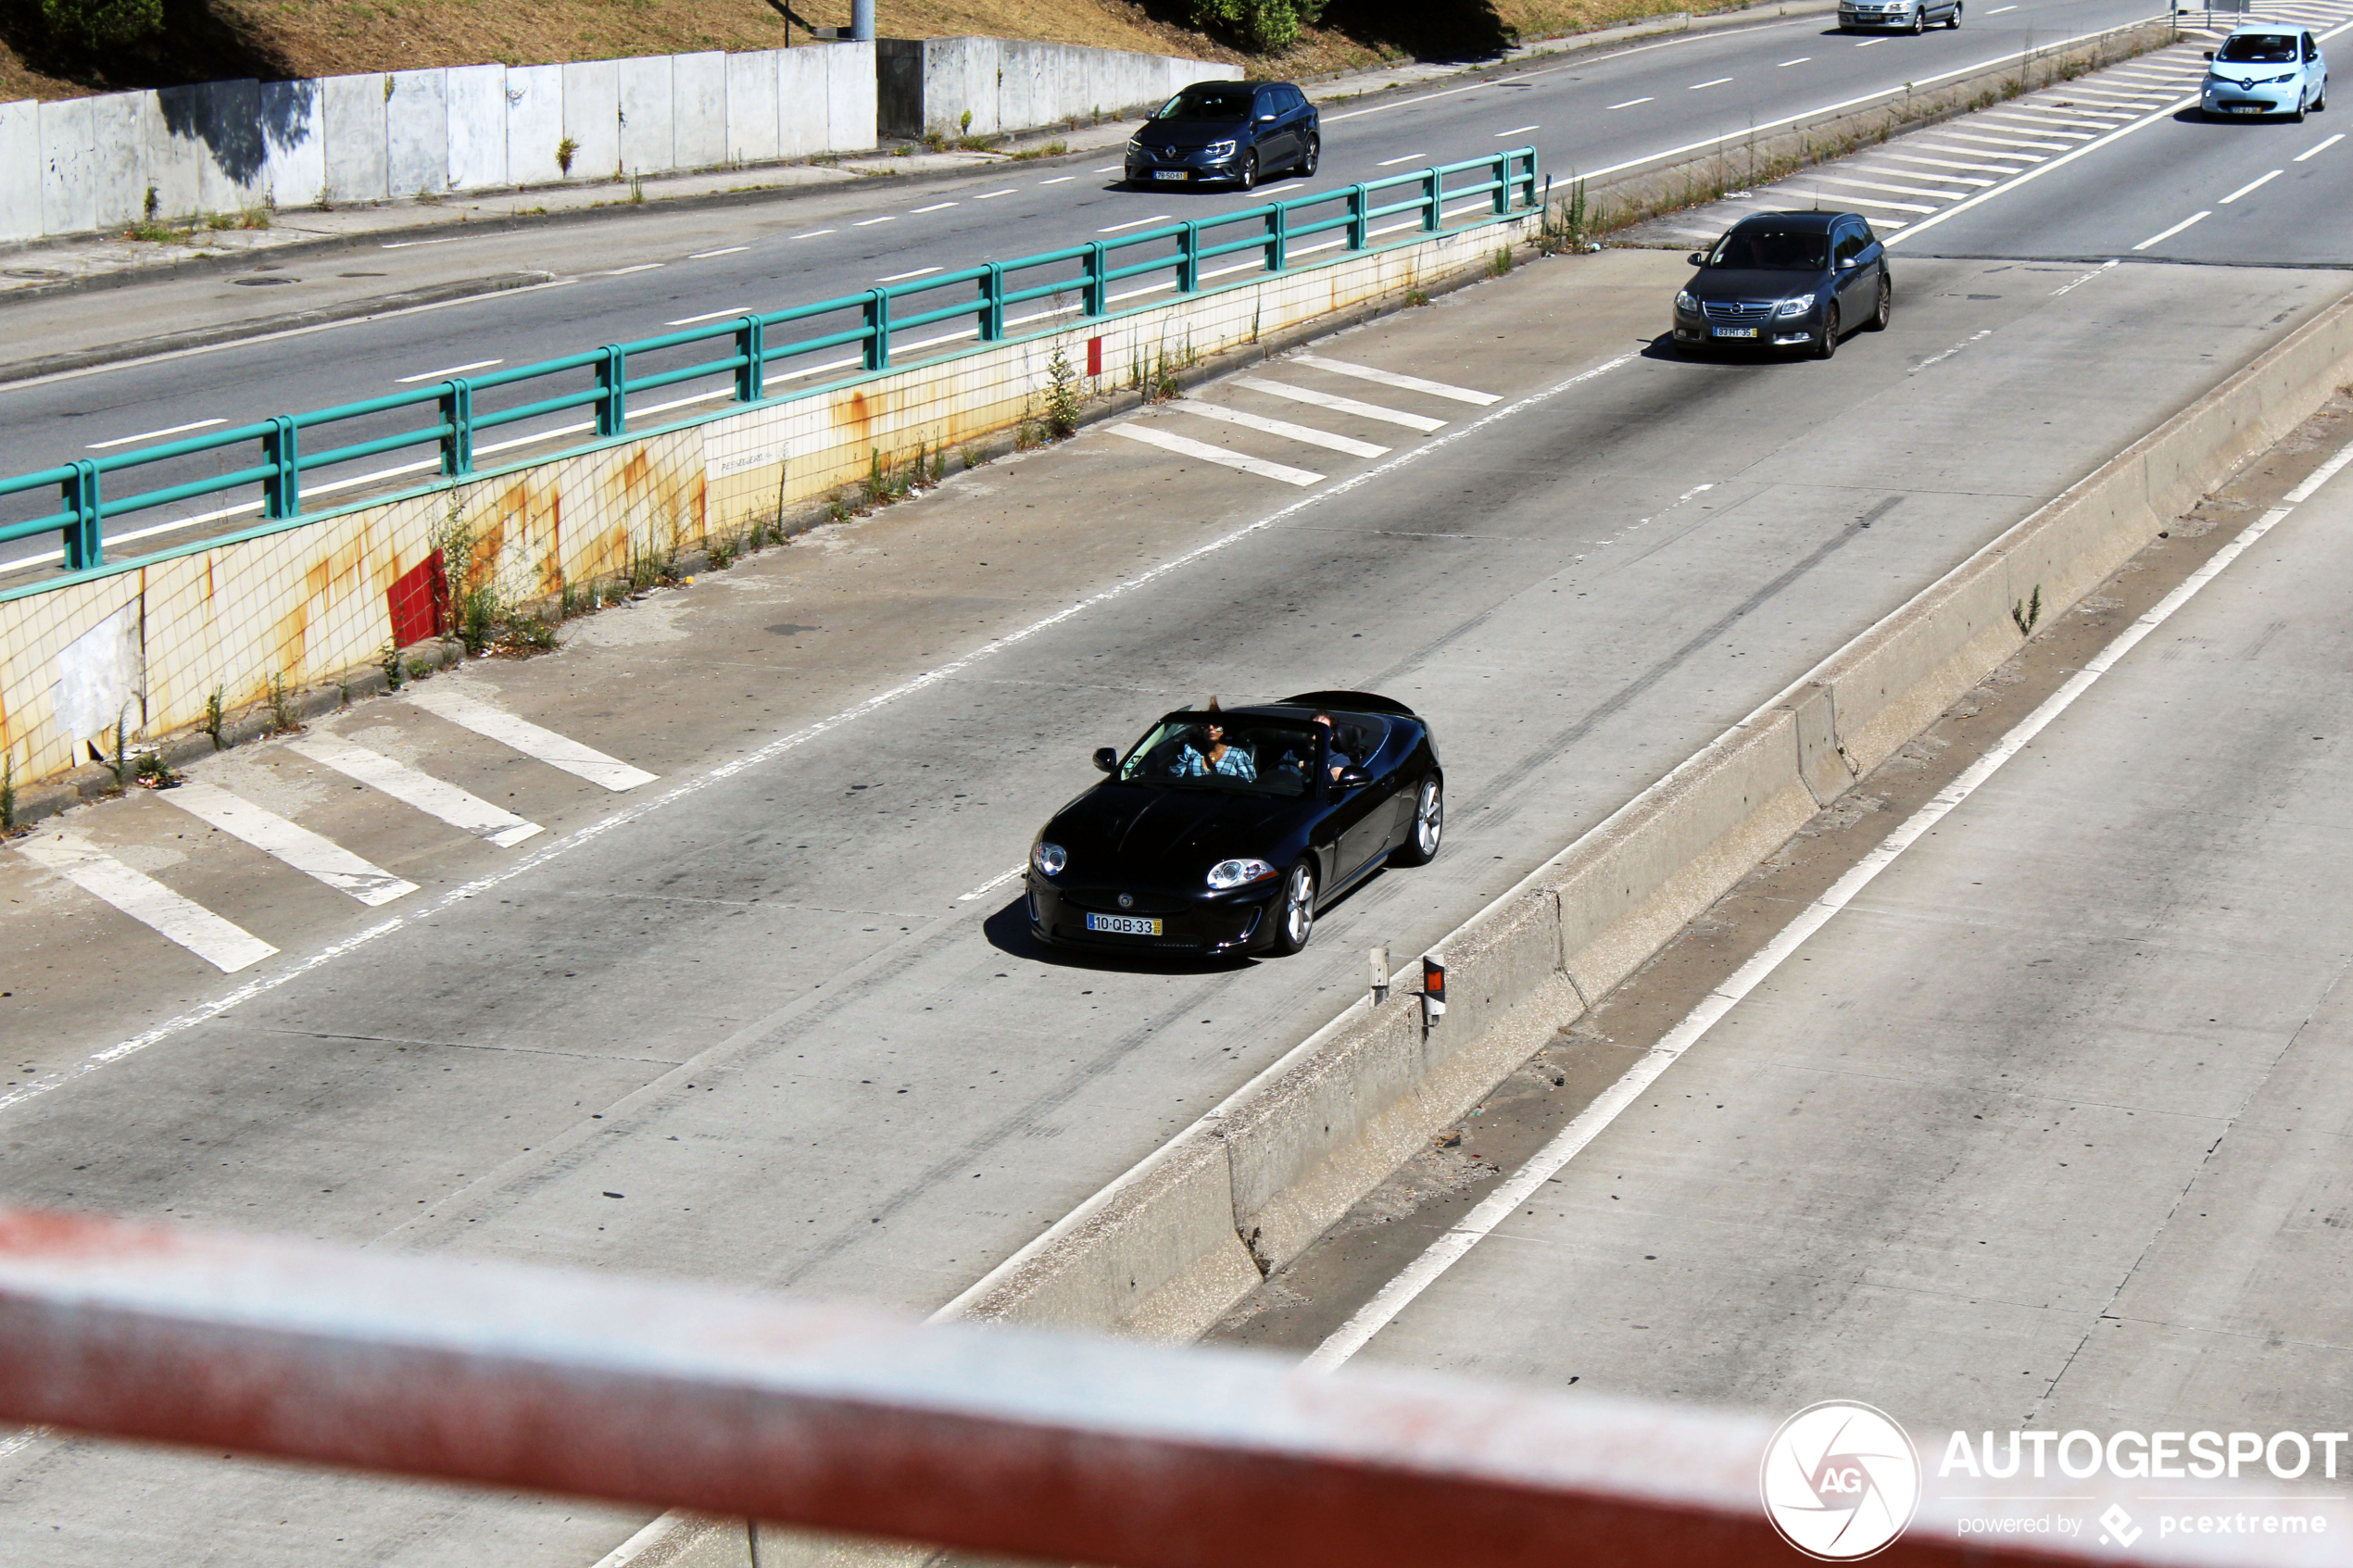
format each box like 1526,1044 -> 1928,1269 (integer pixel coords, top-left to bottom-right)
2264,71 -> 2300,83
1031,841 -> 1066,877
1205,857 -> 1277,890
1775,294 -> 1818,319
1675,289 -> 1697,312
1202,139 -> 1238,158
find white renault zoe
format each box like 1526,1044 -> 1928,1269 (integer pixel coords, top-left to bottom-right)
2202,25 -> 2329,120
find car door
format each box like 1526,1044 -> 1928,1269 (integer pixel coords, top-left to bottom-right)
1252,87 -> 1293,168
1330,721 -> 1403,883
1830,220 -> 1871,317
2305,32 -> 2322,99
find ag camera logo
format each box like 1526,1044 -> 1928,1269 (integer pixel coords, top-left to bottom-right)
1761,1401 -> 1922,1560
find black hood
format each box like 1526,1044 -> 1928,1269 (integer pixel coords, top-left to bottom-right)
1045,784 -> 1293,884
1687,266 -> 1829,301
1137,119 -> 1248,150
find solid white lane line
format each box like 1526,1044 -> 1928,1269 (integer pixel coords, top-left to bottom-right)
14,833 -> 278,973
2,346 -> 1645,1123
1608,97 -> 1655,109
1495,123 -> 1540,135
1100,213 -> 1173,232
2132,209 -> 2210,250
789,229 -> 836,238
1167,401 -> 1391,458
1376,152 -> 1428,166
875,267 -> 941,282
605,264 -> 663,276
975,188 -> 1021,197
2220,169 -> 2283,204
1688,77 -> 1732,89
1304,441 -> 2348,1372
911,202 -> 958,213
286,733 -> 544,848
1290,354 -> 1498,406
1110,424 -> 1324,486
1039,176 -> 1076,184
958,865 -> 1025,902
161,780 -> 420,906
1778,56 -> 1811,65
853,216 -> 895,226
404,685 -> 659,791
1892,81 -> 2201,247
87,418 -> 224,450
395,358 -> 502,384
663,307 -> 749,326
2296,133 -> 2343,160
1238,377 -> 1448,433
688,246 -> 748,258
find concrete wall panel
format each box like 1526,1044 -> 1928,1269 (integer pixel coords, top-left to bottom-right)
320,73 -> 388,204
445,62 -> 507,190
89,92 -> 149,228
140,91 -> 204,220
384,69 -> 447,197
776,47 -> 827,157
823,41 -> 875,152
617,55 -> 673,172
672,51 -> 725,169
37,97 -> 94,237
560,60 -> 621,181
258,80 -> 324,212
920,36 -> 998,138
998,42 -> 1051,134
505,63 -> 564,186
0,100 -> 37,243
724,50 -> 779,165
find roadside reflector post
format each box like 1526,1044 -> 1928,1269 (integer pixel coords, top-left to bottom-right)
1370,946 -> 1390,1005
1421,955 -> 1445,1030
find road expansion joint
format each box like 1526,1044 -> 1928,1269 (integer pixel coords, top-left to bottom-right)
1209,384 -> 2353,1360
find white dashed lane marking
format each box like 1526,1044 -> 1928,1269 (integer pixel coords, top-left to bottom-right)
286,732 -> 545,848
14,833 -> 278,973
160,780 -> 420,906
405,685 -> 659,791
1290,355 -> 1501,407
1237,377 -> 1448,433
1164,402 -> 1390,458
1109,424 -> 1325,486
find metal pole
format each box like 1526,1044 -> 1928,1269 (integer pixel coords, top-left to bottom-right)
851,0 -> 874,41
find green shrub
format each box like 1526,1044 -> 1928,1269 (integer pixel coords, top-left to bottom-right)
40,0 -> 161,51
1189,0 -> 1323,51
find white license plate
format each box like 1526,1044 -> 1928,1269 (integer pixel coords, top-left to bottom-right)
2233,106 -> 2267,114
1086,913 -> 1164,935
1153,169 -> 1189,181
1712,326 -> 1758,339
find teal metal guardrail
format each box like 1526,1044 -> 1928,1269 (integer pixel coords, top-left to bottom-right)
0,148 -> 1539,581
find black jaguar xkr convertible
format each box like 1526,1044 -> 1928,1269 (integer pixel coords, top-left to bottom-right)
1026,691 -> 1442,958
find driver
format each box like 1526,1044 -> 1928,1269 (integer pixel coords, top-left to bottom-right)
1311,712 -> 1354,783
1172,699 -> 1257,782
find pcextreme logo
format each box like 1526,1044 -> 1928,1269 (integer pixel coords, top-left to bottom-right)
1760,1401 -> 1923,1561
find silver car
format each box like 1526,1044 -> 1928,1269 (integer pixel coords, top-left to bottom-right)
1839,0 -> 1960,31
2202,26 -> 2329,119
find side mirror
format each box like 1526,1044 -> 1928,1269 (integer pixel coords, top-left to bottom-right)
2203,48 -> 2214,58
1093,747 -> 1118,773
1258,113 -> 1277,122
1838,257 -> 1857,269
1686,251 -> 1706,266
1335,766 -> 1372,789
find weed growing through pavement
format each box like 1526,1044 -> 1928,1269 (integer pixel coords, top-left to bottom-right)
204,684 -> 228,746
1008,140 -> 1068,161
1488,243 -> 1515,278
0,753 -> 15,834
132,752 -> 179,789
267,673 -> 298,734
1044,348 -> 1081,438
2011,583 -> 2044,637
960,444 -> 986,470
102,715 -> 130,791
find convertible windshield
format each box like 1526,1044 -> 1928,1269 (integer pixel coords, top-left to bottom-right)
1706,231 -> 1830,270
2216,33 -> 2298,62
1154,85 -> 1255,120
1121,718 -> 1314,797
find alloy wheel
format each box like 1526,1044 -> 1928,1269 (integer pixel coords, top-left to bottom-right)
1239,152 -> 1259,191
1816,304 -> 1841,360
1910,6 -> 1926,31
1301,135 -> 1320,177
1271,861 -> 1316,954
1395,777 -> 1444,866
1869,275 -> 1892,331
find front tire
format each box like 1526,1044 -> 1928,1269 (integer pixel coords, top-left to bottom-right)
1267,859 -> 1317,955
1909,6 -> 1926,32
1239,151 -> 1260,191
1299,134 -> 1320,178
1866,274 -> 1892,331
1946,0 -> 1961,26
1392,776 -> 1444,867
1815,303 -> 1841,360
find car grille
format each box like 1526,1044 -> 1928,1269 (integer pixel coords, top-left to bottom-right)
1702,300 -> 1775,324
